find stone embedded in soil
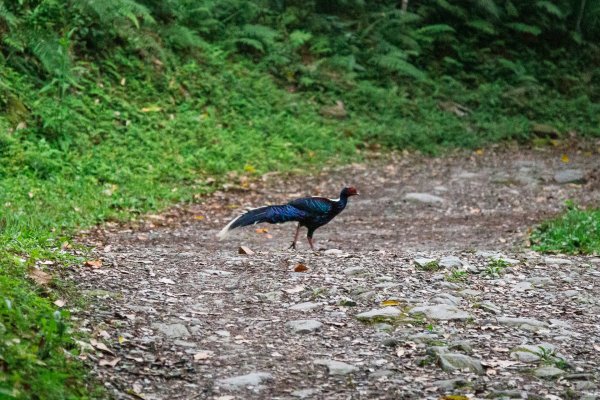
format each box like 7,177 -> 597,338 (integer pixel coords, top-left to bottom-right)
314,359 -> 358,375
152,323 -> 190,338
496,317 -> 548,330
343,266 -> 366,275
430,293 -> 462,306
438,353 -> 484,374
409,304 -> 470,321
291,388 -> 318,398
439,256 -> 463,268
432,378 -> 469,391
414,257 -> 437,267
217,372 -> 273,390
285,319 -> 323,334
479,301 -> 501,314
554,169 -> 585,184
356,307 -> 402,321
289,302 -> 323,312
510,343 -> 555,363
404,193 -> 445,204
513,281 -> 533,292
534,366 -> 565,379
544,257 -> 573,265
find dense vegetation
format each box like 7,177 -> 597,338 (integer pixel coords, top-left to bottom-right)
1,0 -> 599,398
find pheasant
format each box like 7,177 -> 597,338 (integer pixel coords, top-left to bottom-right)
217,187 -> 359,250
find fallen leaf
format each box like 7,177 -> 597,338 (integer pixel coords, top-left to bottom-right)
294,263 -> 308,272
396,348 -> 405,357
84,260 -> 102,269
99,357 -> 121,367
475,149 -> 484,155
255,228 -> 269,234
90,339 -> 114,355
561,154 -> 570,163
381,299 -> 400,307
39,260 -> 54,265
118,336 -> 126,344
54,299 -> 66,307
29,269 -> 52,286
159,278 -> 175,285
194,215 -> 205,220
140,105 -> 161,113
238,246 -> 254,255
194,350 -> 214,361
215,396 -> 235,400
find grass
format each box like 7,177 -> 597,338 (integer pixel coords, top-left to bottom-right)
531,203 -> 600,255
482,259 -> 510,279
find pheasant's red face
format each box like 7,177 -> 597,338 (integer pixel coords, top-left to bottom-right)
347,187 -> 359,196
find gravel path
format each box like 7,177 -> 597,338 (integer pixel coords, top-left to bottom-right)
72,146 -> 600,399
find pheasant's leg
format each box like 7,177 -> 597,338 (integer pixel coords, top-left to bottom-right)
307,237 -> 315,251
289,223 -> 301,249
307,229 -> 316,251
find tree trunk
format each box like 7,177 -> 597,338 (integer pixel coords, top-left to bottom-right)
401,0 -> 409,13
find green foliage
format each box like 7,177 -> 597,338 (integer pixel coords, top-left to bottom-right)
0,252 -> 99,399
531,203 -> 600,254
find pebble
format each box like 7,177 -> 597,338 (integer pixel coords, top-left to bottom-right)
513,281 -> 533,292
496,317 -> 548,330
291,388 -> 318,398
152,323 -> 190,339
289,302 -> 323,312
217,372 -> 273,390
544,257 -> 573,265
343,266 -> 366,275
313,359 -> 358,375
285,320 -> 323,334
404,193 -> 445,204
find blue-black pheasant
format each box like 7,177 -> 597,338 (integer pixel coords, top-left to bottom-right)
218,187 -> 359,250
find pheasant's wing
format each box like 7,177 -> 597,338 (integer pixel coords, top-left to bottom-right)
287,197 -> 334,216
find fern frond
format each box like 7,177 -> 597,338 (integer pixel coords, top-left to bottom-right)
535,1 -> 565,18
161,24 -> 209,50
370,53 -> 426,80
0,2 -> 17,27
466,19 -> 497,34
506,22 -> 542,35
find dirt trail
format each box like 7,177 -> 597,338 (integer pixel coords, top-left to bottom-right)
73,146 -> 600,399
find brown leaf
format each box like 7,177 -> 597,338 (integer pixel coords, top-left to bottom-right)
294,263 -> 308,272
84,260 -> 102,269
381,299 -> 400,307
238,246 -> 254,255
255,228 -> 269,234
29,269 -> 52,286
99,357 -> 121,367
90,339 -> 114,355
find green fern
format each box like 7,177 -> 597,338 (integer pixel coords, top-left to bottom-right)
506,22 -> 542,35
370,52 -> 426,80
